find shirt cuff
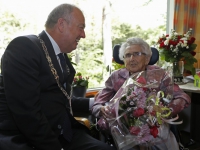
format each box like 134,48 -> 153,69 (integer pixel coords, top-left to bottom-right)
89,98 -> 94,110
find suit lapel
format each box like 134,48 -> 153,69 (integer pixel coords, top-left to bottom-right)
38,31 -> 76,86
38,31 -> 64,83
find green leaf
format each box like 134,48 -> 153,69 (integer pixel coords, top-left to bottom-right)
189,44 -> 197,51
80,80 -> 88,87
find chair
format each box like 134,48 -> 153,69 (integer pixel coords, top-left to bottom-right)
113,44 -> 159,65
73,97 -> 95,129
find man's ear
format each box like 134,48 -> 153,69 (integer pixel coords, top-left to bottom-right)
57,18 -> 65,33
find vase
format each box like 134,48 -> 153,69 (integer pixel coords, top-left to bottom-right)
173,61 -> 184,83
72,86 -> 87,97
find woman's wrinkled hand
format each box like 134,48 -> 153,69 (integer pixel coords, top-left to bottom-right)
100,106 -> 112,119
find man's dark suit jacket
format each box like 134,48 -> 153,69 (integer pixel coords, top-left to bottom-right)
0,31 -> 90,150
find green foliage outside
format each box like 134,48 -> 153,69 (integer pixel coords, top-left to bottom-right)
112,61 -> 125,70
0,11 -> 31,52
0,2 -> 166,89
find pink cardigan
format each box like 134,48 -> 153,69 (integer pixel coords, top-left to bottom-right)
91,65 -> 191,118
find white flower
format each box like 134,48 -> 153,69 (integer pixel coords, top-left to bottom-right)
181,37 -> 187,41
130,101 -> 134,105
173,47 -> 178,52
174,32 -> 178,36
184,43 -> 187,47
177,43 -> 181,47
164,39 -> 169,45
160,34 -> 165,38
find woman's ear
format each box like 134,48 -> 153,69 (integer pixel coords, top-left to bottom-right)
145,56 -> 151,65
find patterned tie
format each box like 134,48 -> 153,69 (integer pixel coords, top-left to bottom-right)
58,53 -> 70,82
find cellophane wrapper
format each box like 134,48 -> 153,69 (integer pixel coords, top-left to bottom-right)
98,68 -> 176,150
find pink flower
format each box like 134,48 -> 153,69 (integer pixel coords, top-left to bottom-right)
150,126 -> 158,138
169,40 -> 178,46
197,72 -> 200,77
129,126 -> 140,135
190,51 -> 196,56
188,37 -> 195,44
136,77 -> 146,84
138,124 -> 153,142
133,108 -> 145,117
159,42 -> 165,48
150,110 -> 156,116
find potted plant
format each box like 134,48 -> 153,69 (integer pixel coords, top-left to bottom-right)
72,72 -> 89,97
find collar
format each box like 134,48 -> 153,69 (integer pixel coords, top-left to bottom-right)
118,68 -> 130,79
44,30 -> 61,55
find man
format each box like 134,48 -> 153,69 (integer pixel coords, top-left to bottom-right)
0,3 -> 116,150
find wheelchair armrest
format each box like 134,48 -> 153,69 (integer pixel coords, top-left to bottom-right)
75,117 -> 91,129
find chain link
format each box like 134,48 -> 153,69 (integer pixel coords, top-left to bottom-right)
37,36 -> 73,115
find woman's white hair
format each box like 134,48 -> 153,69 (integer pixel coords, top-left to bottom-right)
119,37 -> 152,61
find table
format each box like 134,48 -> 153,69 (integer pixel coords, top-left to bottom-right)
179,82 -> 200,93
178,82 -> 200,142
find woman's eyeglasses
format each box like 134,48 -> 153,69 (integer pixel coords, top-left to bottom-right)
123,52 -> 146,58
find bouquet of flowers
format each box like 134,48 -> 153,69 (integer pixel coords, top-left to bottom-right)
98,68 -> 182,150
157,28 -> 197,75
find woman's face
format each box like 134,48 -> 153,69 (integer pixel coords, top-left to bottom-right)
124,45 -> 150,74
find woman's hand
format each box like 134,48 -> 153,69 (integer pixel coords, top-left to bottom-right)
100,106 -> 112,119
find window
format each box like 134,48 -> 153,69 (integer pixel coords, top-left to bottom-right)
0,0 -> 168,89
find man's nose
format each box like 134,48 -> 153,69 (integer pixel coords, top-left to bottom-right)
81,30 -> 86,38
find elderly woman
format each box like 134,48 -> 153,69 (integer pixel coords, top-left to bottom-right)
91,37 -> 191,150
